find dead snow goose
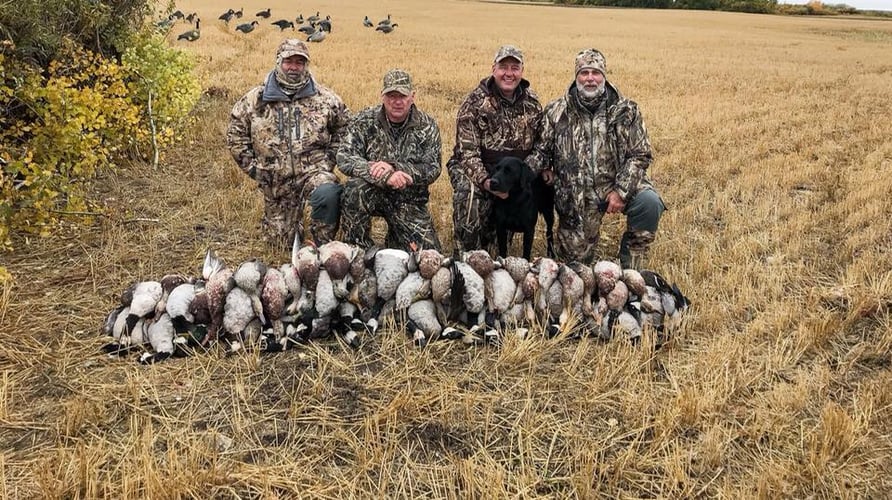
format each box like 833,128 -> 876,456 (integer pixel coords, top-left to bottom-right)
223,287 -> 258,352
373,248 -> 411,301
293,238 -> 321,290
233,259 -> 268,322
593,260 -> 623,296
261,267 -> 289,350
140,313 -> 176,364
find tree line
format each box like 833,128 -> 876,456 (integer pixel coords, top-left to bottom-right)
541,0 -> 887,16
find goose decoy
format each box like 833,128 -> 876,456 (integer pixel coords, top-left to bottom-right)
363,16 -> 373,28
295,14 -> 304,24
186,12 -> 198,24
317,15 -> 332,33
298,24 -> 316,35
375,23 -> 398,34
234,7 -> 244,18
218,8 -> 235,23
176,19 -> 200,41
235,20 -> 259,33
155,17 -> 175,31
170,10 -> 185,20
256,8 -> 271,18
307,11 -> 321,24
307,30 -> 326,43
271,19 -> 294,31
377,14 -> 391,26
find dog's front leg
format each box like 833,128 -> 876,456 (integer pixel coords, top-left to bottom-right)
522,227 -> 535,260
497,228 -> 510,258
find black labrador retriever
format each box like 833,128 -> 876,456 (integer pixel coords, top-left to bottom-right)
488,157 -> 555,260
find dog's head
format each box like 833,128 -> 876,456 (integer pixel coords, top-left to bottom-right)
488,157 -> 535,194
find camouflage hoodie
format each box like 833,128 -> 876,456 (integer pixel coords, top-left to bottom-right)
227,71 -> 350,178
447,77 -> 543,190
337,104 -> 442,203
527,81 -> 654,227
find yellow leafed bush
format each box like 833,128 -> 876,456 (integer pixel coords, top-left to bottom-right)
0,33 -> 200,252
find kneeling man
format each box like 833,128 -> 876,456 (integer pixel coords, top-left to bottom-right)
337,69 -> 443,251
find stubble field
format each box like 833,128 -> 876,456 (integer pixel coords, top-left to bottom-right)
1,0 -> 891,497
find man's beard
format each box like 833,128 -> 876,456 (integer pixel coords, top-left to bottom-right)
577,81 -> 606,100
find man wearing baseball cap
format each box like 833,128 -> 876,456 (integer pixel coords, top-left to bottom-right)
527,48 -> 665,269
337,69 -> 442,251
227,39 -> 350,250
446,45 -> 548,258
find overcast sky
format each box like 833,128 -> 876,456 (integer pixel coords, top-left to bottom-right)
781,0 -> 891,10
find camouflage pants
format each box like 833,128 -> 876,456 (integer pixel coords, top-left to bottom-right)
341,177 -> 441,251
556,188 -> 665,266
451,184 -> 497,258
257,169 -> 340,251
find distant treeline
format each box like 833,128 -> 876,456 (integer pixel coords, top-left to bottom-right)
531,0 -> 891,16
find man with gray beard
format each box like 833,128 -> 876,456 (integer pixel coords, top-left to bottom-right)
527,48 -> 665,269
227,39 -> 350,250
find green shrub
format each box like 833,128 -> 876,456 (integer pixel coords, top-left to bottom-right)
122,30 -> 201,153
0,31 -> 200,251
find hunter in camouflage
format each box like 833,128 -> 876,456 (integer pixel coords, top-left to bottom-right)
527,48 -> 665,268
227,39 -> 350,250
446,45 -> 544,256
337,69 -> 442,251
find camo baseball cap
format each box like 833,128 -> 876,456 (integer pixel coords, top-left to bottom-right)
493,45 -> 524,64
277,39 -> 310,61
382,68 -> 413,95
575,48 -> 606,76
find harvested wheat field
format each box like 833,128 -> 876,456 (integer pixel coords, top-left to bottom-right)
1,0 -> 891,497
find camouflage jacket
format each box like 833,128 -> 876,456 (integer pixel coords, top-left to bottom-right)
337,104 -> 442,203
527,82 -> 654,226
227,71 -> 350,179
447,77 -> 543,190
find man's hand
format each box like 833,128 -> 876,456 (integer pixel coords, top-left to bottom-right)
369,161 -> 395,180
541,169 -> 555,185
484,179 -> 509,200
387,171 -> 414,190
606,191 -> 626,214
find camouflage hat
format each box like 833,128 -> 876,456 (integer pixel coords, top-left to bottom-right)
382,68 -> 413,96
493,45 -> 524,64
277,39 -> 310,61
575,48 -> 606,76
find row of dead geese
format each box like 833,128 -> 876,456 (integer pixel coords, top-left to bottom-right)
169,9 -> 397,43
101,239 -> 690,364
